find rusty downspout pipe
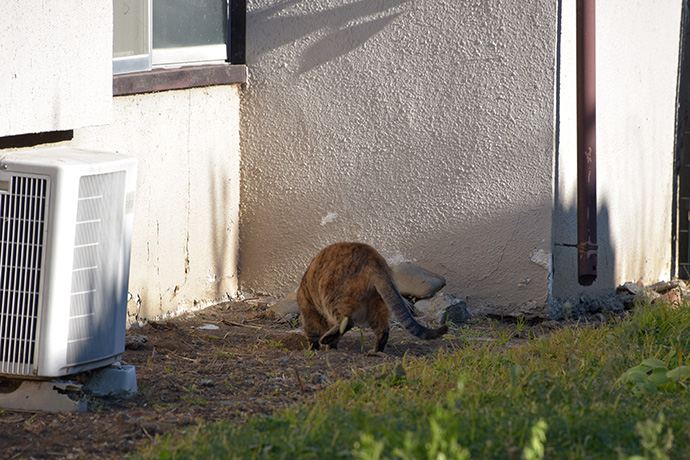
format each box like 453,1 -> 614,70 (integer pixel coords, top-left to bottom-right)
576,0 -> 597,285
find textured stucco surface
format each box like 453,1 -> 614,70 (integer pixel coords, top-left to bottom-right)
552,1 -> 681,301
240,0 -> 558,315
70,87 -> 242,320
0,2 -> 112,136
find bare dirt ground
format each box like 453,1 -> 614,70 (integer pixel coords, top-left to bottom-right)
0,298 -> 553,460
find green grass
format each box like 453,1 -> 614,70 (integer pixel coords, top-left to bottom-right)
131,300 -> 690,460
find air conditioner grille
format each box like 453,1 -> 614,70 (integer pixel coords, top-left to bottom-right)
0,176 -> 47,375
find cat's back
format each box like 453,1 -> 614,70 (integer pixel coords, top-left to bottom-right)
299,243 -> 388,318
299,243 -> 390,301
305,242 -> 387,277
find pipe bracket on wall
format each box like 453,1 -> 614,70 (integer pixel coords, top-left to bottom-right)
576,0 -> 597,286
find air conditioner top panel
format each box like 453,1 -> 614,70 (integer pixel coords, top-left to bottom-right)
0,147 -> 136,175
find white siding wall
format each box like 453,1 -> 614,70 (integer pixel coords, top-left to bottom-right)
0,4 -> 242,321
0,2 -> 112,136
1,0 -> 682,319
72,87 -> 242,321
553,0 -> 681,302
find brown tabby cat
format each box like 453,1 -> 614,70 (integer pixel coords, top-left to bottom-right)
297,242 -> 449,353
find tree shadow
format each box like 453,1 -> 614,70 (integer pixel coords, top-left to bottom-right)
247,0 -> 410,73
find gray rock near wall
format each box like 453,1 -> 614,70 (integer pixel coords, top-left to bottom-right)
270,290 -> 300,316
391,263 -> 446,300
414,292 -> 469,326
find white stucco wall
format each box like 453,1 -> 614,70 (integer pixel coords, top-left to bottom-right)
70,86 -> 242,321
0,2 -> 112,136
553,1 -> 681,301
240,0 -> 558,316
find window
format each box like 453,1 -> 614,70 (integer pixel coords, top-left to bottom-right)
113,0 -> 229,75
113,0 -> 151,74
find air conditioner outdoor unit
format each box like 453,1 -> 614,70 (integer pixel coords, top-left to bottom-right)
0,147 -> 137,378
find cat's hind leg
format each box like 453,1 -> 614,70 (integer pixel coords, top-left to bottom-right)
320,316 -> 354,349
367,297 -> 391,353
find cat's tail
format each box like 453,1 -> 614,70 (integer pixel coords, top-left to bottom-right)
374,274 -> 448,340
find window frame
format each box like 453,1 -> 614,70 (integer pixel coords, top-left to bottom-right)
113,0 -> 241,75
152,44 -> 227,69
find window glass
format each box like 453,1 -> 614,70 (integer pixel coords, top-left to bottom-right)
114,0 -> 150,57
113,0 -> 151,74
152,0 -> 227,49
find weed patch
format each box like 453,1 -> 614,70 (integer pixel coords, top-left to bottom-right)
132,302 -> 690,459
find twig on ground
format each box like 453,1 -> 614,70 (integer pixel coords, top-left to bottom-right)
222,319 -> 263,330
294,368 -> 305,392
141,426 -> 154,441
168,353 -> 199,363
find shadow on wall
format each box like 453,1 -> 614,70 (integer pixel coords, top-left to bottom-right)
248,0 -> 410,73
208,162 -> 235,300
552,196 -> 614,317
